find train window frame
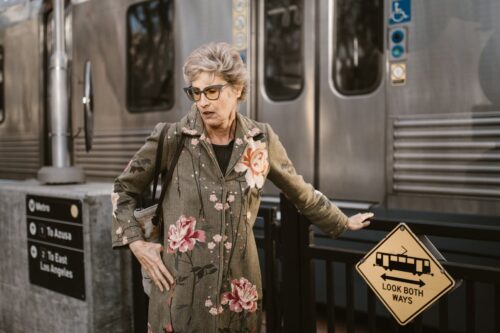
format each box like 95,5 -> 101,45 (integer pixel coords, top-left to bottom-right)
125,0 -> 175,113
263,0 -> 304,102
0,46 -> 4,124
331,0 -> 384,96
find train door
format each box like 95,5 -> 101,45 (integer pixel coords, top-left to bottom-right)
254,1 -> 386,201
317,0 -> 386,202
70,0 -> 233,181
0,2 -> 44,180
255,0 -> 316,194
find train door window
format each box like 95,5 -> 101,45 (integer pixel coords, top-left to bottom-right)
126,0 -> 174,112
332,0 -> 383,95
264,0 -> 304,101
0,46 -> 4,124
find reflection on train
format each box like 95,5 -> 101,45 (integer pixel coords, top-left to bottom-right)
375,252 -> 432,276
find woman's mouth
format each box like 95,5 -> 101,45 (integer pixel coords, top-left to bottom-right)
202,111 -> 215,117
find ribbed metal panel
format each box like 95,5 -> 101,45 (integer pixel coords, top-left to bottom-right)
74,128 -> 151,180
393,115 -> 500,197
0,137 -> 40,177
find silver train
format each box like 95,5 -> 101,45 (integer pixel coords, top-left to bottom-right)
0,0 -> 499,218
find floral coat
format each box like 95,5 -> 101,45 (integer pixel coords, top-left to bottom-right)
111,106 -> 348,333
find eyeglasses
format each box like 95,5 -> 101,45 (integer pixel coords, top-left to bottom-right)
183,83 -> 229,102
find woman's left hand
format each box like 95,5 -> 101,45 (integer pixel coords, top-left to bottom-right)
347,212 -> 374,231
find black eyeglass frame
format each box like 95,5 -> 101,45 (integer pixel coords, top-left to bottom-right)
183,83 -> 230,102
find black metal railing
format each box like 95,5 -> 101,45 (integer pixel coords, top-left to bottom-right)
256,194 -> 500,333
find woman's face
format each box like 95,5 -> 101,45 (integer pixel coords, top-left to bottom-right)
191,72 -> 242,130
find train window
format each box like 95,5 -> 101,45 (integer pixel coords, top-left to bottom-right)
264,0 -> 304,101
332,0 -> 383,95
126,0 -> 174,112
408,258 -> 414,264
0,46 -> 3,124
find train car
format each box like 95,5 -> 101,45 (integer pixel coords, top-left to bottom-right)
0,0 -> 499,220
375,252 -> 432,276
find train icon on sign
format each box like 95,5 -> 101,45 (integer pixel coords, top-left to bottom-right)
375,252 -> 433,276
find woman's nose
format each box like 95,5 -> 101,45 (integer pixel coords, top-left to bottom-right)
198,93 -> 210,106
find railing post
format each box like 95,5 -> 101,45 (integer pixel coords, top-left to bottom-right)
280,194 -> 316,333
262,206 -> 279,333
299,213 -> 316,332
280,194 -> 303,332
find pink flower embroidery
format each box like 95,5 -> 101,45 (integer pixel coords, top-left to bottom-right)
111,192 -> 119,217
181,127 -> 198,135
200,133 -> 211,143
115,227 -> 123,235
122,236 -> 128,245
207,242 -> 216,250
213,234 -> 223,243
221,277 -> 258,313
191,138 -> 199,146
209,193 -> 218,202
164,323 -> 174,333
235,138 -> 243,146
246,127 -> 261,137
124,160 -> 133,173
227,194 -> 235,203
167,215 -> 206,253
214,202 -> 224,211
234,138 -> 268,189
224,242 -> 232,250
205,299 -> 213,307
209,307 -> 219,316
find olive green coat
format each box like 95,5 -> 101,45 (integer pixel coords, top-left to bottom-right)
111,106 -> 348,333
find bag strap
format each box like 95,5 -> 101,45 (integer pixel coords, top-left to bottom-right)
151,123 -> 169,202
152,134 -> 186,226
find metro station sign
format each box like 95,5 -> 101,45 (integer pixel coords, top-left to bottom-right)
356,223 -> 455,325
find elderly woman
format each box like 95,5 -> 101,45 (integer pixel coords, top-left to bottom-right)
112,42 -> 372,333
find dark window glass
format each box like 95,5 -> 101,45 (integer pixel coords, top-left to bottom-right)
264,0 -> 303,101
0,46 -> 4,123
333,0 -> 383,95
126,0 -> 174,112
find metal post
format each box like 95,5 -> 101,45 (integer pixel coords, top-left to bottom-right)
38,0 -> 85,184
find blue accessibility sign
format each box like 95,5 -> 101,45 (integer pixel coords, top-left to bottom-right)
389,0 -> 411,25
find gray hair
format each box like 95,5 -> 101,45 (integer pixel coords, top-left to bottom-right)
183,42 -> 248,102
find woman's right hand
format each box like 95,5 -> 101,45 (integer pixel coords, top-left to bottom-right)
129,240 -> 174,292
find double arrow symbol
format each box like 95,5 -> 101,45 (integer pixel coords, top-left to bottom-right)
381,273 -> 425,287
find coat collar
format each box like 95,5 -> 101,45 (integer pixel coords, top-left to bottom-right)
179,104 -> 263,141
178,104 -> 264,177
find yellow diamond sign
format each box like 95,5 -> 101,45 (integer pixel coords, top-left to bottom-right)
356,223 -> 455,325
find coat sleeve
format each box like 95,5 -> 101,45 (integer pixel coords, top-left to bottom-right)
111,122 -> 167,248
265,124 -> 348,238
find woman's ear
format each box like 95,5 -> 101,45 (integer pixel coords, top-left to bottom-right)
233,84 -> 243,99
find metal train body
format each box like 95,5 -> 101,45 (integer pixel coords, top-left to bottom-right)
0,0 -> 499,219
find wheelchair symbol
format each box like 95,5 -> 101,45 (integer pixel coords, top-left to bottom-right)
391,2 -> 409,23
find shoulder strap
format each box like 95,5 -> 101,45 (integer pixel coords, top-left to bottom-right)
152,123 -> 169,202
152,134 -> 186,226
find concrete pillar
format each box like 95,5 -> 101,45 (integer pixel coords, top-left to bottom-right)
0,181 -> 132,332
